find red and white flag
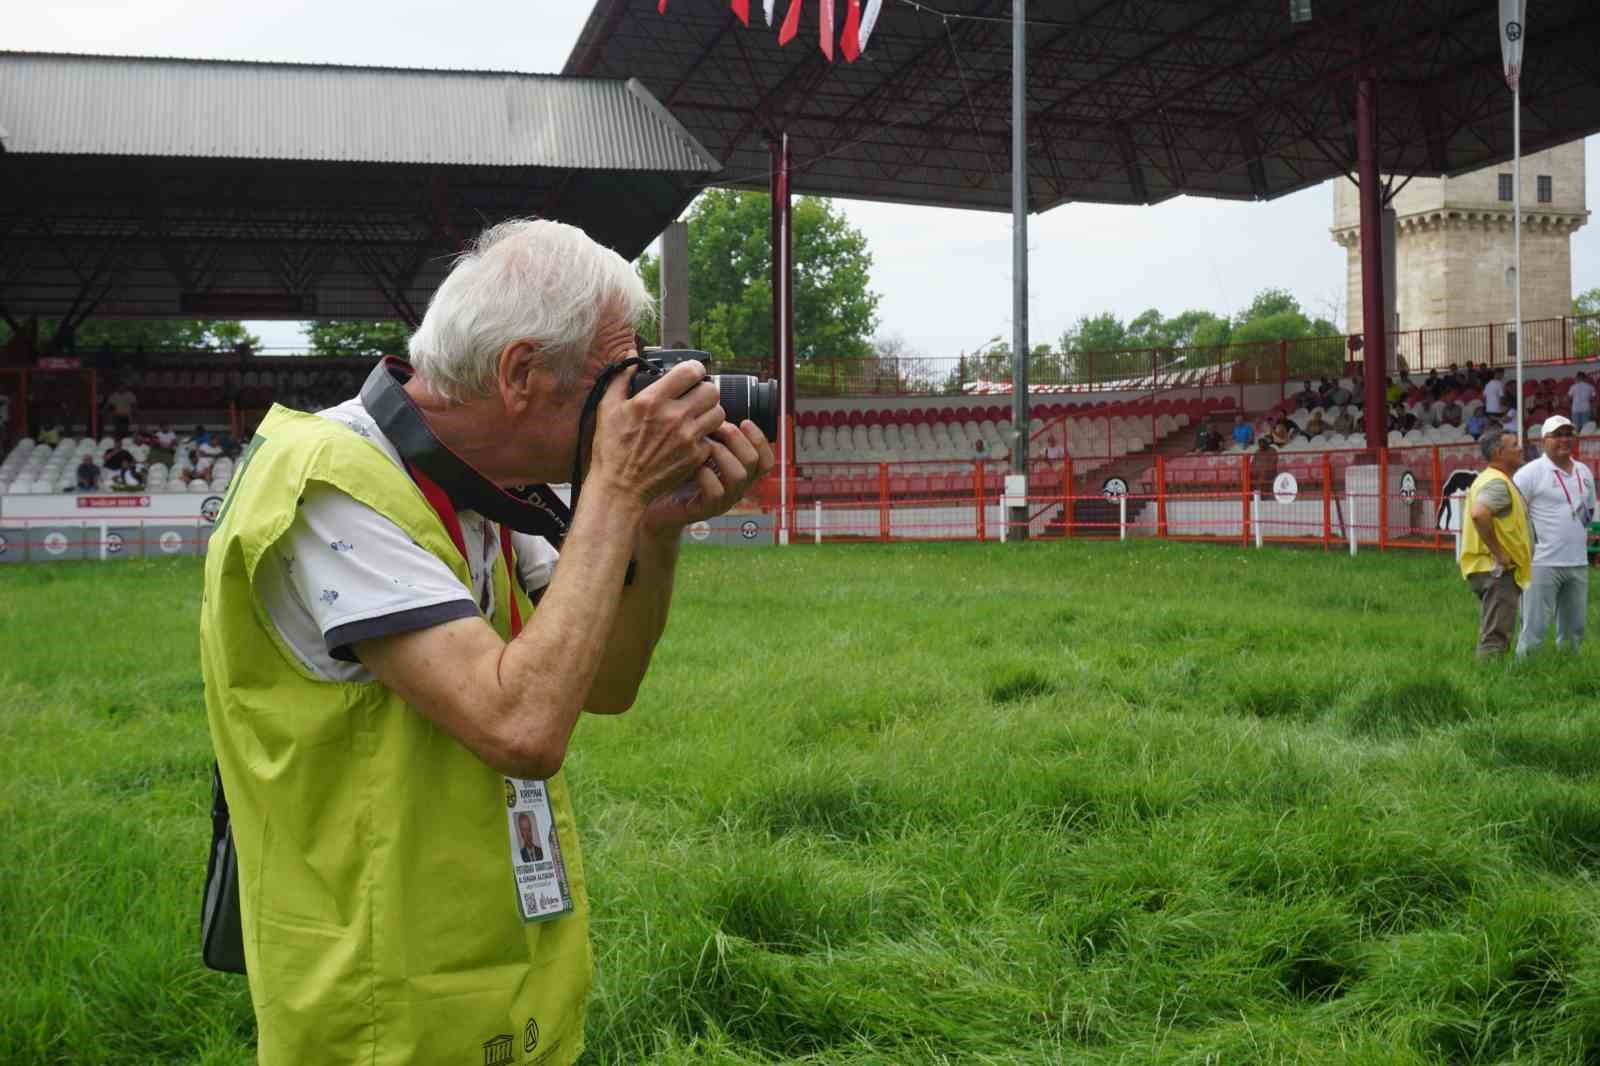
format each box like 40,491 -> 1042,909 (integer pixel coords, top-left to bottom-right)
1499,0 -> 1526,91
839,0 -> 862,62
857,0 -> 883,52
659,0 -> 882,63
778,0 -> 803,46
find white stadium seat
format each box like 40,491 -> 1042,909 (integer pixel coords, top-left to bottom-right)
188,478 -> 211,493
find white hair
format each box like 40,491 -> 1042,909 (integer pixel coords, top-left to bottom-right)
407,219 -> 654,403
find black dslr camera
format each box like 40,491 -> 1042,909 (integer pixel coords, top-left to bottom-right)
628,349 -> 779,442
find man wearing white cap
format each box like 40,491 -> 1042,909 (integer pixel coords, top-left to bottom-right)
1513,415 -> 1595,655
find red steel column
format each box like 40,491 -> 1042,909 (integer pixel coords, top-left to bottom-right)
770,133 -> 796,541
1356,75 -> 1390,451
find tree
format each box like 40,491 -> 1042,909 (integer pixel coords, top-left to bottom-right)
305,320 -> 411,358
1575,288 -> 1600,358
636,190 -> 880,365
1,318 -> 259,351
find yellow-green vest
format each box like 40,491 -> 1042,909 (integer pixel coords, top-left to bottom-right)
200,405 -> 591,1066
1459,465 -> 1533,590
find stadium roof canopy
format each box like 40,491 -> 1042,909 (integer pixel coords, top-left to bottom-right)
0,52 -> 720,325
564,0 -> 1600,212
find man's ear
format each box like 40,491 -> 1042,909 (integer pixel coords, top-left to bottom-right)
497,340 -> 544,414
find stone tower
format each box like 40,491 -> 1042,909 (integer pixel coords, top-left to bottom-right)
1331,140 -> 1588,335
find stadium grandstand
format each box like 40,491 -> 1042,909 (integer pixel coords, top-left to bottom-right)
5,2 -> 1600,558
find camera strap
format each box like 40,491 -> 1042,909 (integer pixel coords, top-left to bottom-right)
361,357 -> 572,549
570,357 -> 648,515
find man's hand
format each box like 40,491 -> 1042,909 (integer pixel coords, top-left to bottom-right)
587,360 -> 724,506
643,419 -> 776,534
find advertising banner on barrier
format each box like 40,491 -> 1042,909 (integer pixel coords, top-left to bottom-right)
0,493 -> 218,521
0,526 -> 23,564
28,524 -> 87,562
0,494 -> 219,562
99,523 -> 146,560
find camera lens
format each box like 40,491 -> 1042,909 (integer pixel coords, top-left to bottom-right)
712,374 -> 779,442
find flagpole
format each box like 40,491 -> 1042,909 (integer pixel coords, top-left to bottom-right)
1513,82 -> 1523,447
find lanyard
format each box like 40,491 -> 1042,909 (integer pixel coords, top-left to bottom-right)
1551,464 -> 1588,525
409,463 -> 524,638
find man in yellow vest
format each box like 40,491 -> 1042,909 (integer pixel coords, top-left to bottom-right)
200,219 -> 774,1065
1460,427 -> 1532,659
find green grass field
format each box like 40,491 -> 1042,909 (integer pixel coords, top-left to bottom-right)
6,541 -> 1600,1065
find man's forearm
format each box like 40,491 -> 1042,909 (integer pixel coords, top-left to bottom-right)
584,525 -> 680,713
491,481 -> 647,768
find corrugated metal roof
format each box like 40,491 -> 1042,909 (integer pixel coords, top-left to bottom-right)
0,51 -> 719,172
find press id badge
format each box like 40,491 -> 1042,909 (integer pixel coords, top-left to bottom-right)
503,777 -> 574,923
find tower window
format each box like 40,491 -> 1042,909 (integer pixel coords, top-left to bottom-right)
1538,175 -> 1553,203
1498,174 -> 1514,201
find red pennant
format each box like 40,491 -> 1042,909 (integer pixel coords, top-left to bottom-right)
658,0 -> 668,12
840,0 -> 861,61
819,0 -> 835,60
778,0 -> 802,46
731,0 -> 749,25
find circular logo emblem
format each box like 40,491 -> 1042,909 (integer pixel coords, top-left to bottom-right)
43,531 -> 68,556
1273,472 -> 1299,504
523,1018 -> 540,1054
688,521 -> 711,541
200,495 -> 224,523
105,532 -> 125,555
159,531 -> 184,554
739,519 -> 760,540
1102,477 -> 1129,499
1505,20 -> 1522,41
1400,472 -> 1418,500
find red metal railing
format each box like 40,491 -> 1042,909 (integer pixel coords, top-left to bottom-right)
763,436 -> 1600,553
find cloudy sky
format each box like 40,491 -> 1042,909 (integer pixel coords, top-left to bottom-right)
13,1 -> 1598,356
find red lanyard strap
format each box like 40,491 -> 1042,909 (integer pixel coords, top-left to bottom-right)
410,462 -> 523,638
1554,467 -> 1585,508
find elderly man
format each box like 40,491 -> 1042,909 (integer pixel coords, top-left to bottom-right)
1460,428 -> 1531,659
1513,415 -> 1595,655
200,219 -> 774,1065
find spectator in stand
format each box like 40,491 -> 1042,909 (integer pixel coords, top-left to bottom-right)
1305,410 -> 1328,438
1231,413 -> 1254,448
1255,435 -> 1276,453
75,454 -> 100,491
155,423 -> 178,450
110,451 -> 145,490
1466,409 -> 1491,438
1483,369 -> 1508,421
1334,408 -> 1356,435
1194,421 -> 1221,453
1270,420 -> 1296,448
1424,370 -> 1443,399
1441,363 -> 1464,391
1513,417 -> 1594,655
1292,380 -> 1319,409
105,382 -> 138,437
1384,377 -> 1404,404
1461,429 -> 1531,659
1316,376 -> 1336,400
1388,402 -> 1413,434
1569,372 -> 1595,430
1326,379 -> 1354,408
1438,398 -> 1464,428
